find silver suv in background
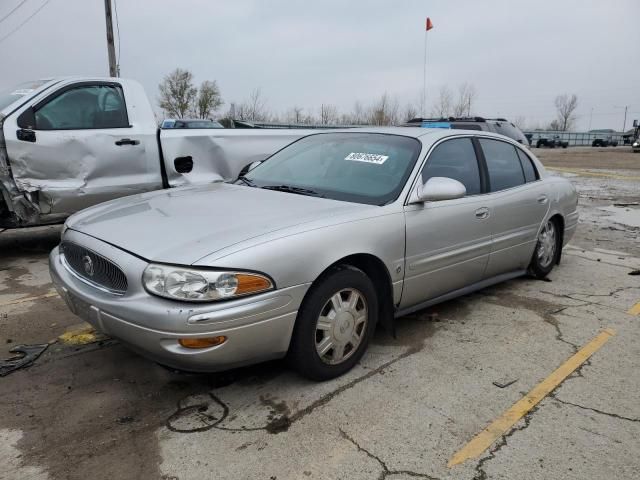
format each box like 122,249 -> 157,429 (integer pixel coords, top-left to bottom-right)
404,117 -> 529,145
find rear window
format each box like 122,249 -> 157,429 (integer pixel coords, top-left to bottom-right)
451,124 -> 482,131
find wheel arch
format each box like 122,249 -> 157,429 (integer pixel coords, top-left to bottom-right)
548,212 -> 565,265
305,253 -> 395,335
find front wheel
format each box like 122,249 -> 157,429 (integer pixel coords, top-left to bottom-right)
288,267 -> 377,381
528,219 -> 560,279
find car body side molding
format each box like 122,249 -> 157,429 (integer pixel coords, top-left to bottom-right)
394,269 -> 526,318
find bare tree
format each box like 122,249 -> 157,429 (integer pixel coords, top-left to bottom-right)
194,80 -> 223,119
320,104 -> 338,125
402,103 -> 418,122
286,106 -> 304,124
158,68 -> 197,118
368,93 -> 400,126
350,101 -> 366,125
431,86 -> 453,118
554,94 -> 578,131
453,83 -> 477,117
245,88 -> 269,121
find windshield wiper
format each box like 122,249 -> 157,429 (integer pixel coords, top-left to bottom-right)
261,184 -> 324,197
236,176 -> 256,187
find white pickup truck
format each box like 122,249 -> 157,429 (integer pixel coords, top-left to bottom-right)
0,77 -> 313,228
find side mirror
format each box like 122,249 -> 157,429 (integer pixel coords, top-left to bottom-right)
17,106 -> 36,129
410,177 -> 466,203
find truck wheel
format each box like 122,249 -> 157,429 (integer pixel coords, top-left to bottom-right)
528,218 -> 561,279
288,267 -> 377,381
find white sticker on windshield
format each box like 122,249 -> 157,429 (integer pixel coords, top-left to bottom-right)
345,152 -> 389,165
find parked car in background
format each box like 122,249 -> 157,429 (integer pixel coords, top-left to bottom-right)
592,136 -> 618,147
536,135 -> 568,149
632,137 -> 640,153
161,118 -> 224,129
50,128 -> 578,380
404,117 -> 529,145
0,77 -> 313,228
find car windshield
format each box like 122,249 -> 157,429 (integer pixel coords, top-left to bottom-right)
0,80 -> 49,111
243,132 -> 422,206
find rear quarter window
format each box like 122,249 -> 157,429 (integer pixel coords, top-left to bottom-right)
479,138 -> 525,191
517,149 -> 539,182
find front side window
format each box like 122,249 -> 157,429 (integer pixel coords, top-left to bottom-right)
34,84 -> 128,130
480,138 -> 525,192
421,138 -> 481,195
244,133 -> 422,205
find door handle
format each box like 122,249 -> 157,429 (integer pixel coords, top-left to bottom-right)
115,138 -> 140,146
16,129 -> 36,143
537,195 -> 548,204
475,207 -> 490,219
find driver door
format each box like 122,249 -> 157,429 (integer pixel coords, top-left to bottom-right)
401,137 -> 492,308
3,80 -> 162,216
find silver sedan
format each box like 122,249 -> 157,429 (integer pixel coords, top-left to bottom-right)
50,128 -> 578,380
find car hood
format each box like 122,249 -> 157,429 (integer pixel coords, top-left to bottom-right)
67,183 -> 372,264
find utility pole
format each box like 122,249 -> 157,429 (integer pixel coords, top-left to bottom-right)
104,0 -> 118,77
614,105 -> 629,134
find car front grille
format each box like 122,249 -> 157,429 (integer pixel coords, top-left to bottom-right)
61,242 -> 128,295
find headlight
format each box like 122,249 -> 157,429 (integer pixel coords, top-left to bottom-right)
633,142 -> 639,147
142,264 -> 273,302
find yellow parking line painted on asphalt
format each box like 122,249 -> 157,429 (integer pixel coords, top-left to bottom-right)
547,166 -> 640,181
628,302 -> 640,316
447,328 -> 616,468
0,291 -> 59,307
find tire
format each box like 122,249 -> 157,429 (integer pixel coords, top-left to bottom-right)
536,141 -> 543,148
528,218 -> 561,279
288,266 -> 378,381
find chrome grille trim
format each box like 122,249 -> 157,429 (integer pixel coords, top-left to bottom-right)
60,242 -> 128,295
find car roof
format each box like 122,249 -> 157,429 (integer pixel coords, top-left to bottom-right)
315,126 -> 518,143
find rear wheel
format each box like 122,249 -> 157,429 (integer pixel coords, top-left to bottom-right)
528,218 -> 560,279
288,267 -> 377,381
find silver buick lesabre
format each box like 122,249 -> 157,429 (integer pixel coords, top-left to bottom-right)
50,128 -> 578,380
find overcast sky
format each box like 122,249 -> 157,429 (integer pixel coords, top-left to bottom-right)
0,0 -> 638,130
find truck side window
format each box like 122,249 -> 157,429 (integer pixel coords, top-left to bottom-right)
34,85 -> 129,130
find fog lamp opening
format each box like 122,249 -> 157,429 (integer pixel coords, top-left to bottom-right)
179,336 -> 227,349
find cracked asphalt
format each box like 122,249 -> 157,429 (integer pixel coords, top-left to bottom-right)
1,147 -> 639,480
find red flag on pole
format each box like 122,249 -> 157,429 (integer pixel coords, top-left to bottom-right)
426,17 -> 434,31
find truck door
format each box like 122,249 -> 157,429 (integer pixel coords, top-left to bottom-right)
2,80 -> 162,216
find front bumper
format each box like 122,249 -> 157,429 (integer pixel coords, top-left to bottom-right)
49,230 -> 310,372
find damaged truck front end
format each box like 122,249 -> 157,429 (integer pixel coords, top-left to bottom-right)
0,114 -> 51,228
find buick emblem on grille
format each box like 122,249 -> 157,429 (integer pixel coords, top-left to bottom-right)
82,255 -> 95,277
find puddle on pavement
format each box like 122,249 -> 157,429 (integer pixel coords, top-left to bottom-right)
598,205 -> 640,228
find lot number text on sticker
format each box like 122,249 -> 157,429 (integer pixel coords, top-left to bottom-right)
345,152 -> 389,165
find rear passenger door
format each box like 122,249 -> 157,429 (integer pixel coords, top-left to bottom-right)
478,138 -> 549,277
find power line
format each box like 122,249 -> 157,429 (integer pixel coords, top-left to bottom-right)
0,0 -> 52,45
0,0 -> 29,24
